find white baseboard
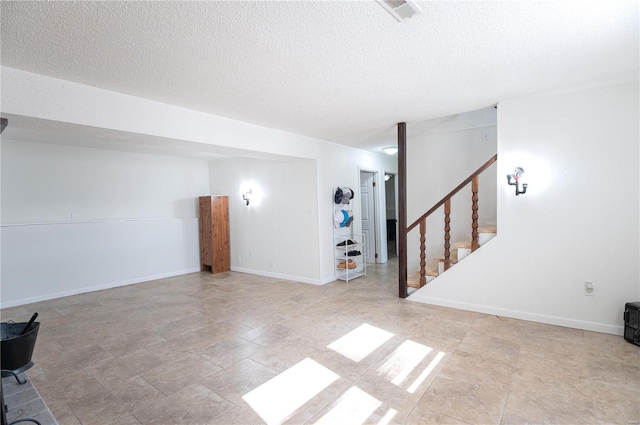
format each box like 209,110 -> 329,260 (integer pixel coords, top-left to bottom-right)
0,268 -> 201,309
408,293 -> 624,336
320,276 -> 338,285
230,266 -> 329,286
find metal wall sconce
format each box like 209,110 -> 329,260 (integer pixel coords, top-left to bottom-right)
507,167 -> 528,196
242,189 -> 252,206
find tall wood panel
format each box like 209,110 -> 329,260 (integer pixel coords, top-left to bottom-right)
198,196 -> 230,273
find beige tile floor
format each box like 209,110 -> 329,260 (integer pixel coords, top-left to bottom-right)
1,259 -> 639,425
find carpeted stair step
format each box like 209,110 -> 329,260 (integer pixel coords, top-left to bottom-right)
407,264 -> 439,288
435,249 -> 458,274
409,226 -> 498,288
435,249 -> 459,264
477,225 -> 497,234
478,226 -> 497,245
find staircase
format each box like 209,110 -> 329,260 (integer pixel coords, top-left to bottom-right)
408,226 -> 496,288
402,154 -> 498,292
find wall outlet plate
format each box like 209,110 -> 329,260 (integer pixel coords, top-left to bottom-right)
584,281 -> 595,296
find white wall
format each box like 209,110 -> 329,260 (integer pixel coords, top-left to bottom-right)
410,82 -> 640,335
1,140 -> 209,307
406,108 -> 498,273
317,143 -> 396,282
208,157 -> 321,282
1,67 -> 397,301
208,148 -> 396,285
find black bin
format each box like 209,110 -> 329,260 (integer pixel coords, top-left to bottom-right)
624,302 -> 640,346
1,322 -> 40,374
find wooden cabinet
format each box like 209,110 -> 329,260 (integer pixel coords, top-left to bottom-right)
198,196 -> 230,273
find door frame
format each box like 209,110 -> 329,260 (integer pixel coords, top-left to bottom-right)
358,167 -> 384,264
384,171 -> 399,258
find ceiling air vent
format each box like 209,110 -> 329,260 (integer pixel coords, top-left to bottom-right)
376,0 -> 422,22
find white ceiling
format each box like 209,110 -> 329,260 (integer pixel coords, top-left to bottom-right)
1,0 -> 638,155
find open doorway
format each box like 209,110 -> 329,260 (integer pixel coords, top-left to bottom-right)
384,173 -> 397,259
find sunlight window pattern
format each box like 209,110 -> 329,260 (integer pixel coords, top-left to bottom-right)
243,358 -> 339,425
328,323 -> 394,362
313,386 -> 381,425
407,351 -> 446,393
377,340 -> 431,386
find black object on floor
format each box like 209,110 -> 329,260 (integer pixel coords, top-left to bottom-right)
1,321 -> 40,381
1,316 -> 47,425
623,302 -> 640,346
20,314 -> 38,336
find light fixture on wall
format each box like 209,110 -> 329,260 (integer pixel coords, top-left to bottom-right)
384,174 -> 392,181
242,189 -> 252,206
383,147 -> 398,155
507,167 -> 528,196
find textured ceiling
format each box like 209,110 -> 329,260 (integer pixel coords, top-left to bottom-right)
1,0 -> 638,154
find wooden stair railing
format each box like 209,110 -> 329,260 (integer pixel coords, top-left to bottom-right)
405,154 -> 497,288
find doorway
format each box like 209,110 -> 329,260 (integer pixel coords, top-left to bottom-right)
360,171 -> 377,263
384,174 -> 398,259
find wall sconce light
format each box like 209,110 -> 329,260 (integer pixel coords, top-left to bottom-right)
507,167 -> 527,196
384,174 -> 391,182
242,189 -> 252,206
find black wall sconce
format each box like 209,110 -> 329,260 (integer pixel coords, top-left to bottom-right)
242,189 -> 252,206
507,167 -> 527,196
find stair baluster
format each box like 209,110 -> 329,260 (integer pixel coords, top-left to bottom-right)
419,220 -> 427,286
443,199 -> 451,271
471,175 -> 479,252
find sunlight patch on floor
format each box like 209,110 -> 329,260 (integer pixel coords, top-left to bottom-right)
327,323 -> 394,362
313,386 -> 381,425
407,351 -> 446,393
377,407 -> 398,425
243,358 -> 339,425
377,340 -> 431,386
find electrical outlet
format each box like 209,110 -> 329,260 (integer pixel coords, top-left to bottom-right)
249,249 -> 254,257
69,213 -> 75,220
269,260 -> 274,268
482,129 -> 489,141
584,281 -> 595,296
238,256 -> 242,265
